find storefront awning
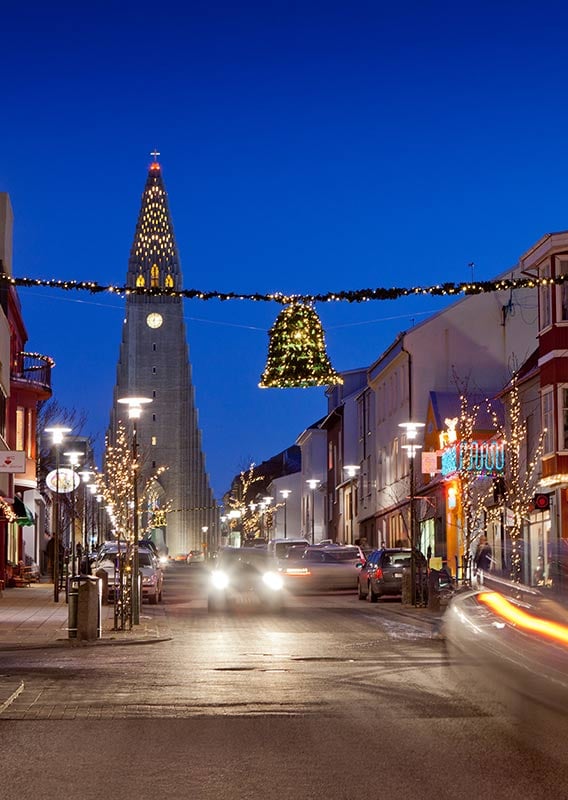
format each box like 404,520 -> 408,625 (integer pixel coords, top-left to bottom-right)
13,496 -> 35,526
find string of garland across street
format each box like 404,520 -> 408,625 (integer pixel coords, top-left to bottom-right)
0,271 -> 564,303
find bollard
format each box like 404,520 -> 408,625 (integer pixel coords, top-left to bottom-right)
68,578 -> 79,639
428,569 -> 441,612
401,567 -> 412,606
95,568 -> 109,605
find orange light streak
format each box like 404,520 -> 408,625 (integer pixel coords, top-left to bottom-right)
478,591 -> 568,646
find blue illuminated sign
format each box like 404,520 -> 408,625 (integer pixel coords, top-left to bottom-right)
441,441 -> 505,477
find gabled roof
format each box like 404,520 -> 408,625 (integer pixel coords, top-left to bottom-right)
429,390 -> 504,431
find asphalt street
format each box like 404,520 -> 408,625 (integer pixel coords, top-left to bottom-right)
0,563 -> 565,800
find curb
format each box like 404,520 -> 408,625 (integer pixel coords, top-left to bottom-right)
0,634 -> 174,652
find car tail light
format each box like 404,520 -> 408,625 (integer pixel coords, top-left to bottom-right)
374,567 -> 383,580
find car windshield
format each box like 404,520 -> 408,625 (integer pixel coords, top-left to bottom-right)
218,549 -> 277,570
138,552 -> 155,567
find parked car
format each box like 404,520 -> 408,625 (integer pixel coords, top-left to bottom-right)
207,547 -> 284,612
280,545 -> 364,592
357,547 -> 427,601
94,545 -> 164,605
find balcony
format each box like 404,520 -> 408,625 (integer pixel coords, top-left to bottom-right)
11,352 -> 54,399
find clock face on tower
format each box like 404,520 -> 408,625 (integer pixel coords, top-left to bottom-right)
146,312 -> 163,329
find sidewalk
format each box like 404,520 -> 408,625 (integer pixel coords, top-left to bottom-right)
0,580 -> 172,651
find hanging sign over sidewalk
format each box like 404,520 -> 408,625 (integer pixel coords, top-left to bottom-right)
46,468 -> 80,493
0,451 -> 26,473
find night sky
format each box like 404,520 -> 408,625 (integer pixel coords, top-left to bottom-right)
2,1 -> 568,499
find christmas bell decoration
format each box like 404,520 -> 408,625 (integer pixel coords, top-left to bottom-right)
259,302 -> 343,388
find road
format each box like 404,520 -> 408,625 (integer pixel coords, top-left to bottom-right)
0,563 -> 566,799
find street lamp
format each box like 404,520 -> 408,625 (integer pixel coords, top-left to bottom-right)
118,395 -> 152,626
343,466 -> 360,544
64,450 -> 83,580
78,469 -> 93,571
44,425 -> 72,602
306,479 -> 321,544
400,421 -> 425,606
202,526 -> 209,559
280,490 -> 291,538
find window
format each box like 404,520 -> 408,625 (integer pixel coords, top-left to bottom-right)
542,388 -> 554,454
558,260 -> 568,321
136,274 -> 145,287
151,264 -> 159,288
26,409 -> 33,458
152,343 -> 156,352
152,391 -> 156,398
151,436 -> 157,446
16,407 -> 25,452
152,367 -> 157,374
561,385 -> 568,450
152,414 -> 156,422
539,262 -> 552,330
165,274 -> 174,288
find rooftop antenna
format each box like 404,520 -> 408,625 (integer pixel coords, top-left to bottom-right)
468,262 -> 475,282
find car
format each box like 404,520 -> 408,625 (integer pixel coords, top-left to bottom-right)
443,581 -> 568,745
207,547 -> 284,612
94,545 -> 164,605
186,549 -> 205,565
357,547 -> 427,601
280,545 -> 364,592
174,553 -> 189,562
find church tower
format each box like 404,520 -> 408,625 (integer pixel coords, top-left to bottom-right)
109,157 -> 217,557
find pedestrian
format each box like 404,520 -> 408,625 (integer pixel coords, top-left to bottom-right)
474,535 -> 492,572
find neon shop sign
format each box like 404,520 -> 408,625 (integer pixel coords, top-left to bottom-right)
441,440 -> 505,477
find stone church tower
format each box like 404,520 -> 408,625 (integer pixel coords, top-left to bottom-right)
109,158 -> 217,557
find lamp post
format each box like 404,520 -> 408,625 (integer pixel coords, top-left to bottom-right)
400,421 -> 425,606
78,469 -> 93,571
343,466 -> 360,544
306,479 -> 321,544
280,490 -> 291,538
45,426 -> 71,603
202,526 -> 209,559
64,450 -> 83,580
117,396 -> 152,625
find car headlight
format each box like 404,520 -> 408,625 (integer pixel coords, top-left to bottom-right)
211,570 -> 229,590
142,575 -> 157,585
262,571 -> 284,591
159,556 -> 168,565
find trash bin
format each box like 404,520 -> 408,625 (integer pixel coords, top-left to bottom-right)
68,575 -> 102,641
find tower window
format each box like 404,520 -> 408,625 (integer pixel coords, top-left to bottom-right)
152,461 -> 156,469
136,274 -> 145,287
152,367 -> 157,374
152,436 -> 157,446
151,264 -> 159,288
152,414 -> 156,422
152,391 -> 156,398
152,343 -> 157,351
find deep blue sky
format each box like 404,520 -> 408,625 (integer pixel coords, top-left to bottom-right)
2,1 -> 568,499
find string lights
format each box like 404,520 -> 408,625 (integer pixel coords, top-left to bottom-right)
1,271 -> 565,304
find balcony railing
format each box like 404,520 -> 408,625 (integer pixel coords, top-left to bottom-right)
11,352 -> 54,393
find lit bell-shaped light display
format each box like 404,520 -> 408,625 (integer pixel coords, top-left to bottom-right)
259,302 -> 343,389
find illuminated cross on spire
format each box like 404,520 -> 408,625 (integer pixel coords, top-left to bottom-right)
150,149 -> 161,161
